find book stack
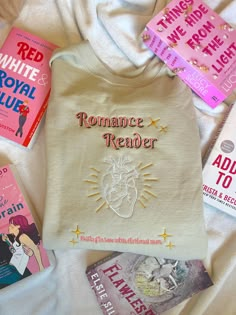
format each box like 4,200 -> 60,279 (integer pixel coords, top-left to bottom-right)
0,26 -> 56,289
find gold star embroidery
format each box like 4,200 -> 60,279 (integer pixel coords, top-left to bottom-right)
69,238 -> 78,246
72,225 -> 84,238
166,241 -> 175,249
148,118 -> 160,128
159,228 -> 172,242
159,125 -> 168,133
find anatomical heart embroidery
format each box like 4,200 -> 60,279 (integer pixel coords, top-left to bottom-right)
102,157 -> 139,218
84,156 -> 159,218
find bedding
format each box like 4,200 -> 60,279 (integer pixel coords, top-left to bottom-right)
0,1 -> 235,315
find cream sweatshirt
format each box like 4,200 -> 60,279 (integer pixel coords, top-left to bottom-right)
43,41 -> 207,260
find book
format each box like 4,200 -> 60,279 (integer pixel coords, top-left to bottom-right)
0,27 -> 57,148
142,0 -> 236,108
202,103 -> 236,217
86,252 -> 213,315
0,164 -> 50,289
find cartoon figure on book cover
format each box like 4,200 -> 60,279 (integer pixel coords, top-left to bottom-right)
15,100 -> 30,138
0,214 -> 44,289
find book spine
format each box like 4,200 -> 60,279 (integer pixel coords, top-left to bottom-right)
22,91 -> 50,147
144,27 -> 226,108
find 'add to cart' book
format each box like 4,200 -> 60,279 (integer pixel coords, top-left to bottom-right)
0,27 -> 57,148
203,103 -> 236,217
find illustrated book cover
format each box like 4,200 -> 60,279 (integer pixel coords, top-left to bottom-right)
0,164 -> 50,289
202,103 -> 236,217
86,252 -> 213,315
0,27 -> 57,148
142,0 -> 236,108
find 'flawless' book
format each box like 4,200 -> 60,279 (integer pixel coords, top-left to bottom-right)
0,27 -> 57,148
0,164 -> 50,289
142,0 -> 236,108
86,252 -> 213,315
203,103 -> 236,217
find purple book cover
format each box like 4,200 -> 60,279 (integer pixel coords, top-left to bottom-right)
86,252 -> 213,315
0,164 -> 50,289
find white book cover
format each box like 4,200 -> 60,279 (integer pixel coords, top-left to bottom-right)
202,103 -> 236,217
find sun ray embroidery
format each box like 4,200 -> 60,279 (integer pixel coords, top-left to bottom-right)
136,161 -> 159,209
84,166 -> 109,214
139,163 -> 153,171
143,189 -> 158,198
84,157 -> 159,217
90,167 -> 100,173
137,162 -> 143,169
90,174 -> 98,178
144,178 -> 159,182
84,179 -> 97,184
95,201 -> 107,213
138,199 -> 146,208
140,193 -> 148,201
88,192 -> 100,197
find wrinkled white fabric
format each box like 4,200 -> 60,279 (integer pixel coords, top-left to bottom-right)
0,1 -> 235,315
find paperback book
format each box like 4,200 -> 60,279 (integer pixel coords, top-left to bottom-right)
142,0 -> 236,108
203,103 -> 236,217
0,27 -> 57,148
86,252 -> 213,315
0,164 -> 50,289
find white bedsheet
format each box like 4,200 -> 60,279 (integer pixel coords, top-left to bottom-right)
0,1 -> 235,314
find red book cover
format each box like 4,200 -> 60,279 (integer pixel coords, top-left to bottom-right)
0,164 -> 50,289
0,27 -> 57,148
86,252 -> 213,315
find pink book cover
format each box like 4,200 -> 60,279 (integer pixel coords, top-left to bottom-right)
0,27 -> 57,148
0,164 -> 50,289
86,252 -> 213,315
142,0 -> 236,108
